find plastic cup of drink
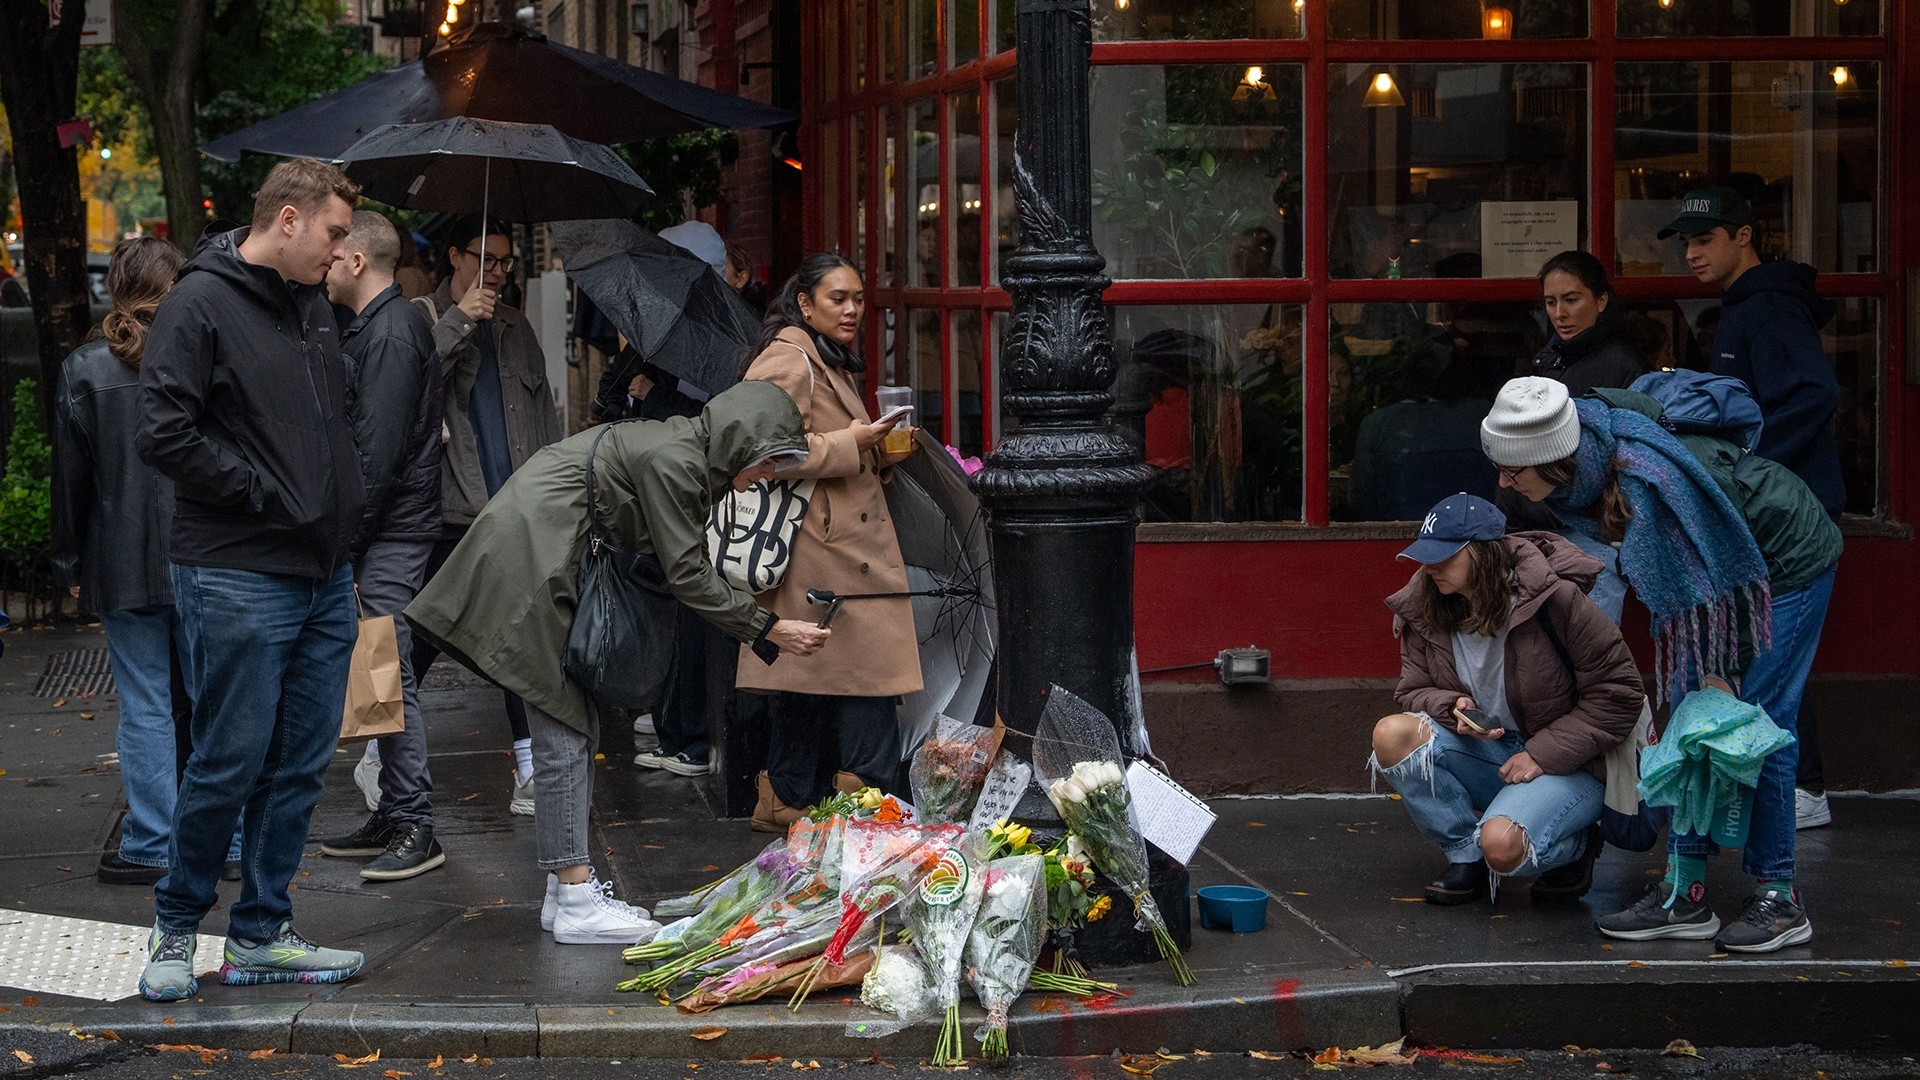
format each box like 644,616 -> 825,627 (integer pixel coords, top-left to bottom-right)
876,386 -> 915,454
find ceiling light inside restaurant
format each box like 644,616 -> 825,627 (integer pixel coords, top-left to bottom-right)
1363,71 -> 1405,108
1657,0 -> 1673,7
1481,4 -> 1512,39
1831,64 -> 1852,88
1234,65 -> 1276,101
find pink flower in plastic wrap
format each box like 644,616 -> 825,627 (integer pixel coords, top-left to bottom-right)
945,445 -> 984,476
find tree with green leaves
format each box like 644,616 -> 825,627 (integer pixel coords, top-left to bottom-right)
112,0 -> 213,249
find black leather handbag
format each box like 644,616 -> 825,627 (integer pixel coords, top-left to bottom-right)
563,424 -> 678,712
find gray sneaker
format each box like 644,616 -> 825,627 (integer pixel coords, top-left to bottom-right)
1715,887 -> 1813,953
510,772 -> 535,817
139,926 -> 198,1002
1595,881 -> 1722,941
219,923 -> 364,986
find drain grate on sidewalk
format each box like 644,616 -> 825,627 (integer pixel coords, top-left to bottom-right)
33,648 -> 115,698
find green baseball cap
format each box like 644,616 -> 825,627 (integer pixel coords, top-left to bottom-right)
1657,186 -> 1755,239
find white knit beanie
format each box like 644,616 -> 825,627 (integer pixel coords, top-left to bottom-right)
1481,377 -> 1581,467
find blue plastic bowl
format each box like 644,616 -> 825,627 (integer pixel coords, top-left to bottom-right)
1196,885 -> 1270,933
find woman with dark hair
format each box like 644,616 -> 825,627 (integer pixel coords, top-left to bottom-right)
736,254 -> 922,831
1372,494 -> 1644,908
1529,251 -> 1649,396
1481,376 -> 1840,952
53,237 -> 234,884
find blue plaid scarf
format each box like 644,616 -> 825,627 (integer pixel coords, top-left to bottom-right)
1549,399 -> 1771,697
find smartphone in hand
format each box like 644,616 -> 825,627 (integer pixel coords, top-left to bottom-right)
876,404 -> 914,425
1453,706 -> 1495,734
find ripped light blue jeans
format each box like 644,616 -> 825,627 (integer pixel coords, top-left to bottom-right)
1374,714 -> 1603,876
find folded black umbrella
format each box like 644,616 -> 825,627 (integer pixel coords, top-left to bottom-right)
549,219 -> 762,397
335,118 -> 652,223
202,21 -> 794,163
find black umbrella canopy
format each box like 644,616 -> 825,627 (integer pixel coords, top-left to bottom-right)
549,218 -> 761,396
202,21 -> 795,163
335,118 -> 652,223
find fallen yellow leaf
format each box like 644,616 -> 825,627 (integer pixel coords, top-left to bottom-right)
426,1055 -> 444,1069
1247,1050 -> 1288,1060
691,1026 -> 728,1041
1311,1047 -> 1341,1065
13,1050 -> 34,1065
384,1070 -> 412,1079
1344,1038 -> 1418,1066
249,1049 -> 280,1059
740,1053 -> 783,1064
1887,959 -> 1910,968
1664,1039 -> 1701,1059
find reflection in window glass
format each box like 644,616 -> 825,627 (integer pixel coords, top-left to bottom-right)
992,0 -> 1014,53
952,310 -> 986,456
854,113 -> 869,267
882,107 -> 899,287
908,308 -> 945,442
854,0 -> 868,90
823,119 -> 842,255
953,0 -> 979,65
1329,0 -> 1584,39
989,310 -> 1007,442
1618,0 -> 1879,37
952,91 -> 983,287
879,306 -> 904,386
908,101 -> 942,286
882,0 -> 901,81
1327,302 -> 1531,521
1111,305 -> 1304,522
1615,62 -> 1879,276
1092,65 -> 1305,280
1092,0 -> 1302,42
1328,64 -> 1587,280
911,0 -> 939,78
1827,297 -> 1880,516
992,79 -> 1019,282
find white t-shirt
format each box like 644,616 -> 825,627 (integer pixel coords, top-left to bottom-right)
1450,597 -> 1519,730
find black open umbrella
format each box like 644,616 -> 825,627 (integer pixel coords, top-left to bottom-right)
202,21 -> 794,163
548,219 -> 760,397
334,118 -> 652,223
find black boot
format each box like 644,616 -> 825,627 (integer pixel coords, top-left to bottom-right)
1532,824 -> 1603,903
1426,859 -> 1491,906
360,822 -> 446,882
319,813 -> 398,858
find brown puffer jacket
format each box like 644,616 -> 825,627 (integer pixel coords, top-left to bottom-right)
1385,532 -> 1646,779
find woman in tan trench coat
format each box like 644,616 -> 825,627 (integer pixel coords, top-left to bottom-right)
737,254 -> 924,830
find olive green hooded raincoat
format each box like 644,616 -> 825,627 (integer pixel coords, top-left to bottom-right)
406,380 -> 807,735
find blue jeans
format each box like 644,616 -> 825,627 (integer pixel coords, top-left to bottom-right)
1562,532 -> 1627,625
1670,566 -> 1835,881
100,607 -> 241,869
155,564 -> 357,943
1375,717 -> 1603,876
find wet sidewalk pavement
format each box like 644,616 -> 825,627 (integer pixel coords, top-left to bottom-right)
2,625 -> 1916,1061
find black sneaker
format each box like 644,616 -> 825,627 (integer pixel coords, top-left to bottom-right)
359,823 -> 446,882
222,860 -> 243,882
98,852 -> 167,885
1595,881 -> 1721,940
1426,859 -> 1491,906
1532,824 -> 1603,903
1715,888 -> 1812,953
659,749 -> 712,777
320,814 -> 398,858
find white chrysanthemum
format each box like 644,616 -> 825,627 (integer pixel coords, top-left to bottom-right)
859,947 -> 932,1018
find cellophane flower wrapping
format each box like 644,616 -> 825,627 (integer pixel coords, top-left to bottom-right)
845,944 -> 933,1038
652,839 -> 804,953
907,834 -> 990,1063
964,853 -> 1047,1059
909,716 -> 999,824
1033,685 -> 1192,986
652,839 -> 786,921
823,818 -> 963,965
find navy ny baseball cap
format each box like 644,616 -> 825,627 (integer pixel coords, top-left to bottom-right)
1657,186 -> 1755,240
1397,494 -> 1507,565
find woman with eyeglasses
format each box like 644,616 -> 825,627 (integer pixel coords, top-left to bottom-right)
404,213 -> 563,816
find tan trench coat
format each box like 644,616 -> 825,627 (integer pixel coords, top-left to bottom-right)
734,327 -> 924,698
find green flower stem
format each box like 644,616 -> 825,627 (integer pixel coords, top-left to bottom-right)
932,1002 -> 965,1066
981,1025 -> 1009,1064
1027,971 -> 1120,995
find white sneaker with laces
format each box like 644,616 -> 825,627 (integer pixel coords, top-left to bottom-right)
633,713 -> 655,736
353,750 -> 381,814
510,771 -> 535,817
551,875 -> 660,944
1795,788 -> 1832,830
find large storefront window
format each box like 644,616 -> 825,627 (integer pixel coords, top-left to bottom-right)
808,0 -> 1894,525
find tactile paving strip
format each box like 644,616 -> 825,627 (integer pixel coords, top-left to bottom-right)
32,648 -> 116,699
0,909 -> 223,1002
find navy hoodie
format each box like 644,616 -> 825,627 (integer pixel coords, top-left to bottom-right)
1710,261 -> 1845,519
138,228 -> 366,579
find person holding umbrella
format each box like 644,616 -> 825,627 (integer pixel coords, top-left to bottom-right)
405,213 -> 562,815
737,254 -> 922,832
405,380 -> 831,943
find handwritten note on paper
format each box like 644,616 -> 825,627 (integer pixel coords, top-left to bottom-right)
968,755 -> 1033,832
1125,761 -> 1216,866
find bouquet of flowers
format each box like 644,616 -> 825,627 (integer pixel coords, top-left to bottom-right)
790,818 -> 962,1010
625,842 -> 802,967
907,835 -> 989,1065
963,853 -> 1046,1063
846,942 -> 933,1038
909,716 -> 1000,824
650,839 -> 787,921
676,920 -> 883,1014
1034,686 -> 1194,987
1042,835 -> 1102,978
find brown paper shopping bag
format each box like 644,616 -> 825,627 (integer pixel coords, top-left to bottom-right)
339,613 -> 405,743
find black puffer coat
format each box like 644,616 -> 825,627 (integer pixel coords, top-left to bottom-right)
339,284 -> 443,551
1527,310 -> 1648,398
53,340 -> 174,613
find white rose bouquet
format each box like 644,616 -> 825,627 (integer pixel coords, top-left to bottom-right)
907,837 -> 989,1065
963,853 -> 1047,1063
1046,759 -> 1194,986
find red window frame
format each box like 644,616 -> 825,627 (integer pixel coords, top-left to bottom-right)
800,0 -> 1904,528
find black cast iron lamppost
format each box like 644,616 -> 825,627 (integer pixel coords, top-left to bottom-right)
970,0 -> 1187,964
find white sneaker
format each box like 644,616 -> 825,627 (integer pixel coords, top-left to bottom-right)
1795,788 -> 1832,830
633,713 -> 655,736
551,875 -> 660,945
510,771 -> 535,817
353,750 -> 381,814
540,873 -> 558,931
